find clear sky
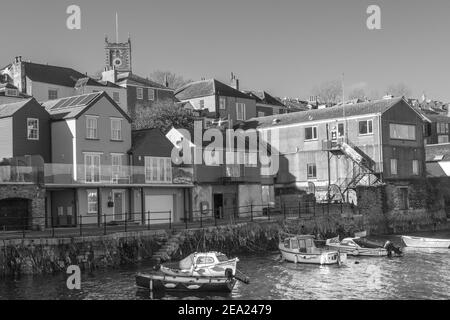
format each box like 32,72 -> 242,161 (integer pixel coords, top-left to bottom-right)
1,0 -> 449,101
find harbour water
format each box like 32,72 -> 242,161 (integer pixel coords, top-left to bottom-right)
0,231 -> 449,300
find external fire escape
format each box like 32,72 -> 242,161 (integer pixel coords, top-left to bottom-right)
322,137 -> 383,202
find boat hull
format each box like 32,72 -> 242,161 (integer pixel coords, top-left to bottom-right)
135,273 -> 237,293
326,244 -> 388,257
279,246 -> 347,265
401,236 -> 450,248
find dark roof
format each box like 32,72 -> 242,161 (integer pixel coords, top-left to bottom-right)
131,128 -> 174,157
426,144 -> 450,162
41,91 -> 131,122
116,72 -> 172,90
175,79 -> 255,101
245,91 -> 286,107
245,97 -> 421,129
23,62 -> 88,87
422,114 -> 450,123
0,98 -> 34,119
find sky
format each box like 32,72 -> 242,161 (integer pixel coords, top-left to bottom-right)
1,0 -> 449,101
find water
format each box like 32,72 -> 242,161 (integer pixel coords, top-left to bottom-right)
1,231 -> 449,300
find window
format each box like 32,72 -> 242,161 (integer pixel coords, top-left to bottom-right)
6,89 -> 18,97
245,152 -> 258,167
412,160 -> 419,176
258,111 -> 265,118
111,154 -> 122,181
338,123 -> 345,137
137,87 -> 144,100
48,89 -> 58,100
112,92 -> 120,104
27,118 -> 39,140
438,135 -> 449,144
390,159 -> 398,175
359,120 -> 373,135
219,97 -> 226,110
437,123 -> 449,135
144,157 -> 172,183
226,164 -> 240,177
236,103 -> 246,121
111,118 -> 122,141
399,187 -> 409,210
148,89 -> 155,101
305,127 -> 318,141
85,153 -> 101,183
196,257 -> 215,265
87,190 -> 98,215
307,164 -> 317,179
199,99 -> 205,109
390,123 -> 416,141
86,116 -> 98,139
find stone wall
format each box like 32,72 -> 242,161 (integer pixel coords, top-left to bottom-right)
357,180 -> 448,234
0,184 -> 45,230
0,230 -> 167,276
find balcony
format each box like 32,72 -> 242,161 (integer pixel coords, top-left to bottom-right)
43,164 -> 193,186
0,165 -> 41,184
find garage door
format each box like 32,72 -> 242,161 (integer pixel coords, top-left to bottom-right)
0,198 -> 29,231
145,195 -> 174,225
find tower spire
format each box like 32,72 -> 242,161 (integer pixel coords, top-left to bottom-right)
115,12 -> 119,43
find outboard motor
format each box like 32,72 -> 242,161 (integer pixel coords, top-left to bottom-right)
384,241 -> 402,257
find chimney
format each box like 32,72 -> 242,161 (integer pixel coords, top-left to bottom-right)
12,56 -> 26,93
230,72 -> 240,91
101,68 -> 117,83
164,74 -> 169,88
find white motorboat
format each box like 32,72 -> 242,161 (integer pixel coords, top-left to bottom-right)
401,236 -> 450,249
159,252 -> 239,278
279,234 -> 347,265
326,237 -> 388,257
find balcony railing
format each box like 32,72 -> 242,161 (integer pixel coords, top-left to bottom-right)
0,165 -> 39,184
43,164 -> 193,186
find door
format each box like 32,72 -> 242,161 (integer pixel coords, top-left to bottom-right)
145,195 -> 174,225
213,194 -> 223,219
223,193 -> 236,218
113,191 -> 124,221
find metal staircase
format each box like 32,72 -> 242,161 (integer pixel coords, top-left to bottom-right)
323,139 -> 382,201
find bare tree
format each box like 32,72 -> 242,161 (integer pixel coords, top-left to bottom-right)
311,80 -> 342,105
348,88 -> 367,100
150,70 -> 193,90
386,83 -> 411,98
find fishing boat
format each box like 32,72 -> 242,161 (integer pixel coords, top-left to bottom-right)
326,237 -> 388,257
279,234 -> 347,265
135,273 -> 237,293
159,252 -> 239,278
401,236 -> 450,249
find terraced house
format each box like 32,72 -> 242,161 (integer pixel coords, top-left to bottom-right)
42,91 -> 191,228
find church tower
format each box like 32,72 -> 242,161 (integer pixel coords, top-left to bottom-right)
105,35 -> 132,73
104,14 -> 132,73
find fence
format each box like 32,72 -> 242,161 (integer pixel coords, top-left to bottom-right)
0,201 -> 344,240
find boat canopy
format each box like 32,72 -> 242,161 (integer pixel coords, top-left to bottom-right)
179,254 -> 195,270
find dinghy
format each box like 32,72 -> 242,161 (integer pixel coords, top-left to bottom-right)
279,234 -> 347,265
159,252 -> 239,278
401,236 -> 450,249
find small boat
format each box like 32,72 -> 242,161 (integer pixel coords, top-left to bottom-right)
279,234 -> 347,265
401,236 -> 450,249
326,237 -> 388,257
135,273 -> 237,293
159,252 -> 239,278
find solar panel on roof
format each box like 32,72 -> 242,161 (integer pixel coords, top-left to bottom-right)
59,96 -> 79,109
77,93 -> 97,105
70,95 -> 88,106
